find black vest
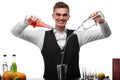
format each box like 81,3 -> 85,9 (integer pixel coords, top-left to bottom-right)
41,29 -> 80,80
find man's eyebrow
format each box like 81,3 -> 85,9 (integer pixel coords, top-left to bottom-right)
55,13 -> 68,16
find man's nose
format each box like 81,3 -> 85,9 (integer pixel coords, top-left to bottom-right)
59,15 -> 64,19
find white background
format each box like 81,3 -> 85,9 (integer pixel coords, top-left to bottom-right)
0,0 -> 119,79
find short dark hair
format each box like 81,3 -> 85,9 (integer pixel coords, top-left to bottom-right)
53,2 -> 69,12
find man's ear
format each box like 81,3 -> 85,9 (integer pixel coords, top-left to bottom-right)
52,13 -> 55,19
68,14 -> 70,20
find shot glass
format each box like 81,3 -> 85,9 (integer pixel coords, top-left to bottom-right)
57,64 -> 67,80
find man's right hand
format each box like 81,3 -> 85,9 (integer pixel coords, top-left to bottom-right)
24,15 -> 41,25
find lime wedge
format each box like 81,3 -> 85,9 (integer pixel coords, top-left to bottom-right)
13,77 -> 20,80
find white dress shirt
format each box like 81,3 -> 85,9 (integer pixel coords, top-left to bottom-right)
53,29 -> 67,49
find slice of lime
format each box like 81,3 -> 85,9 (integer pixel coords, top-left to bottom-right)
13,77 -> 20,80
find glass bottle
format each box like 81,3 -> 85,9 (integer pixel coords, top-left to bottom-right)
11,54 -> 17,73
24,16 -> 51,28
2,54 -> 8,72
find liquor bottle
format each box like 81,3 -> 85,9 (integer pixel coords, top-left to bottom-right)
28,20 -> 51,28
11,54 -> 17,73
2,54 -> 8,72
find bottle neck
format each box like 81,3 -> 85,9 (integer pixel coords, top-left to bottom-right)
12,54 -> 16,62
3,54 -> 7,64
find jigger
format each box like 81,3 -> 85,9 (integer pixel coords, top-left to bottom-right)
57,64 -> 67,80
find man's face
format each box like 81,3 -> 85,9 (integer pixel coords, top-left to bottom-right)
52,8 -> 70,28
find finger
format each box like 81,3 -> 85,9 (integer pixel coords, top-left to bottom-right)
33,16 -> 41,22
30,16 -> 39,22
36,18 -> 41,22
30,16 -> 35,21
34,16 -> 39,21
26,15 -> 33,21
88,14 -> 93,18
97,18 -> 105,24
89,13 -> 96,19
25,15 -> 30,20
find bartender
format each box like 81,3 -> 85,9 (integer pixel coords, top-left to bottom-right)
11,1 -> 111,80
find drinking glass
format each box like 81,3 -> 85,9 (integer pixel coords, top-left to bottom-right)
57,64 -> 67,80
81,67 -> 87,80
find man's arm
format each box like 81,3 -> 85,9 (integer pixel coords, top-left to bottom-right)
76,11 -> 111,46
11,21 -> 28,36
11,20 -> 46,49
77,21 -> 111,46
100,21 -> 111,37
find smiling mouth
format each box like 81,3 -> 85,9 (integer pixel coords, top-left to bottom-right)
59,21 -> 64,24
58,20 -> 66,24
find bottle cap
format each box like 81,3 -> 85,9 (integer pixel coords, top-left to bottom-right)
12,54 -> 16,56
3,54 -> 7,57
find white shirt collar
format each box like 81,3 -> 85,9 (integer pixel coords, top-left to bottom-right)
53,28 -> 67,34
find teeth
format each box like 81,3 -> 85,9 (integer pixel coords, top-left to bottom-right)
58,21 -> 64,24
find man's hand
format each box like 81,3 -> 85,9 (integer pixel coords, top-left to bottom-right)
24,15 -> 51,28
89,11 -> 105,24
24,15 -> 41,25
